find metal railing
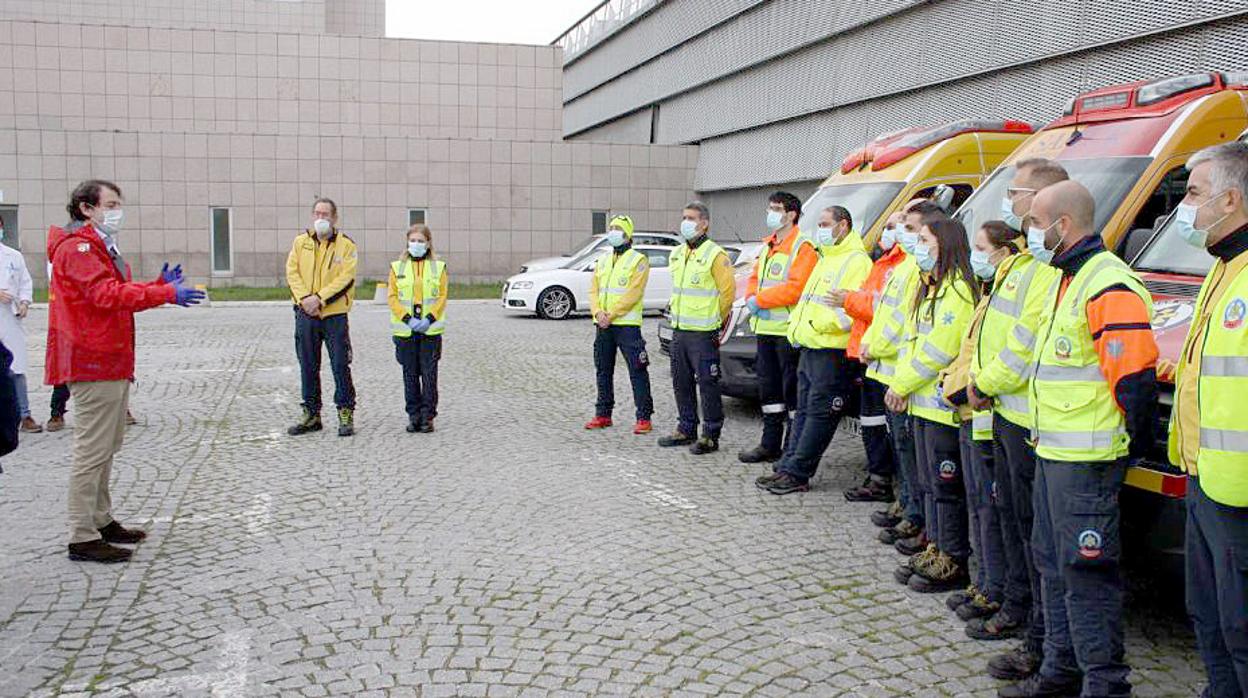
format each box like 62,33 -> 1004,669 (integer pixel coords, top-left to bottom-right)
552,0 -> 661,62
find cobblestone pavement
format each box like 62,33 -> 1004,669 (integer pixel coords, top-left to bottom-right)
0,301 -> 1204,697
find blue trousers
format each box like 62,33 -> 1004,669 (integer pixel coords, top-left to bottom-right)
994,413 -> 1044,649
1187,477 -> 1248,698
917,418 -> 968,561
294,308 -> 355,413
669,329 -> 723,439
394,334 -> 441,424
593,325 -> 653,421
861,376 -> 896,480
755,334 -> 798,453
777,348 -> 855,483
961,422 -> 1005,602
1033,457 -> 1130,697
888,410 -> 922,528
10,371 -> 29,418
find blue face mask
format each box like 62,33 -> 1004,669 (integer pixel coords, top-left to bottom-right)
1001,196 -> 1023,231
899,230 -> 920,255
606,229 -> 627,248
1027,221 -> 1059,265
408,241 -> 427,258
1172,193 -> 1229,249
913,242 -> 936,272
878,226 -> 897,251
765,209 -> 784,231
970,249 -> 997,280
814,226 -> 836,247
679,219 -> 699,241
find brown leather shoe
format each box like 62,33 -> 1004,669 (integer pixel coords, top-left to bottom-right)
68,540 -> 132,563
45,415 -> 65,432
98,521 -> 147,544
19,417 -> 43,433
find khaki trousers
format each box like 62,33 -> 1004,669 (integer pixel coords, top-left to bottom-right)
67,380 -> 129,544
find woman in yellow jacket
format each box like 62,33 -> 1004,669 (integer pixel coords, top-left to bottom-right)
387,224 -> 448,433
885,218 -> 979,594
942,221 -> 1026,623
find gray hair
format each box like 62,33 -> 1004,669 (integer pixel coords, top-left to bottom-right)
683,200 -> 710,222
1188,142 -> 1248,211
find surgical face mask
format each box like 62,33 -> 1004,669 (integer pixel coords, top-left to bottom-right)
1027,220 -> 1060,265
765,209 -> 784,231
1001,196 -> 1023,231
680,219 -> 700,241
313,218 -> 332,237
913,242 -> 936,272
878,226 -> 897,251
606,229 -> 627,248
94,208 -> 125,236
1172,192 -> 1230,249
899,229 -> 920,255
408,241 -> 427,258
970,249 -> 998,280
814,225 -> 836,247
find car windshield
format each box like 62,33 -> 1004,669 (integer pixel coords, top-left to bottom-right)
568,235 -> 602,256
955,156 -> 1153,239
1132,211 -> 1216,277
797,182 -> 905,238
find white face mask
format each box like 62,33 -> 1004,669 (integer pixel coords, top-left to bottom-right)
408,241 -> 427,258
1172,191 -> 1230,249
313,218 -> 332,237
97,208 -> 124,236
606,229 -> 627,248
765,209 -> 784,231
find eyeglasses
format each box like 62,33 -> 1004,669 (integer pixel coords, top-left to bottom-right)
1006,187 -> 1038,199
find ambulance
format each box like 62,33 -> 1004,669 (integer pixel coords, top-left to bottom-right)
670,119 -> 1036,399
953,71 -> 1248,559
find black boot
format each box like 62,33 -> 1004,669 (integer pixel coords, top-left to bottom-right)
738,444 -> 781,463
68,540 -> 132,563
844,476 -> 893,502
689,436 -> 718,455
287,408 -> 322,436
997,673 -> 1082,698
870,501 -> 903,528
337,407 -> 355,437
967,609 -> 1027,642
987,644 -> 1043,680
406,420 -> 420,433
658,432 -> 695,447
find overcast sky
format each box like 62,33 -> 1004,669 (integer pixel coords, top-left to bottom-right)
386,0 -> 601,46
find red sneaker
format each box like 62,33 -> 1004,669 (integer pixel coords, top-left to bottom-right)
584,416 -> 613,430
633,420 -> 653,434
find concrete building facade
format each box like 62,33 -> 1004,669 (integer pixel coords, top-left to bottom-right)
557,0 -> 1248,236
0,0 -> 697,285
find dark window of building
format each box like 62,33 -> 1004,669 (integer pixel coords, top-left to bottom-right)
211,207 -> 232,274
408,208 -> 427,227
592,211 -> 608,236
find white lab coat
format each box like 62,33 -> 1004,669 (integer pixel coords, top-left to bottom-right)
0,243 -> 33,374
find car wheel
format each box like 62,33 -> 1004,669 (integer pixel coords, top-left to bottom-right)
537,286 -> 574,320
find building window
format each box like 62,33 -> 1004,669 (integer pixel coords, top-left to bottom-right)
0,206 -> 18,249
211,207 -> 232,274
592,210 -> 608,236
408,208 -> 427,227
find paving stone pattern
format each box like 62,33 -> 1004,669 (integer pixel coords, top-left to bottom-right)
0,302 -> 1205,696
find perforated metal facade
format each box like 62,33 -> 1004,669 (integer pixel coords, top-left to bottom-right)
562,0 -> 1248,206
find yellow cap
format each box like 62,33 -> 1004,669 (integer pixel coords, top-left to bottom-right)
608,215 -> 635,239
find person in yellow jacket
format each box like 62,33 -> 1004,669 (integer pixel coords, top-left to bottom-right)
659,201 -> 736,455
286,197 -> 358,437
964,158 -> 1068,676
885,218 -> 979,594
755,206 -> 870,494
583,215 -> 654,435
942,221 -> 1035,628
387,224 -> 448,434
1166,142 -> 1248,698
863,200 -> 944,551
1009,180 -> 1158,698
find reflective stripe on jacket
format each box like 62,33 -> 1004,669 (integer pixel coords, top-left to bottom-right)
1031,251 -> 1152,462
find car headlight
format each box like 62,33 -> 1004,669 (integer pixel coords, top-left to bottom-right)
510,280 -> 534,290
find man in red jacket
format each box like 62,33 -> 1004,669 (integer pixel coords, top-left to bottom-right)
46,179 -> 203,563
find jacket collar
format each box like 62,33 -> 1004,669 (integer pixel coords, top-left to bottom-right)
1051,234 -> 1105,276
686,233 -> 708,250
307,229 -> 337,244
821,231 -> 864,258
1210,221 -> 1248,262
764,224 -> 800,249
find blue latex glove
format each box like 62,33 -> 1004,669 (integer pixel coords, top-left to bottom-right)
160,262 -> 183,284
407,317 -> 432,334
172,279 -> 205,307
745,296 -> 772,320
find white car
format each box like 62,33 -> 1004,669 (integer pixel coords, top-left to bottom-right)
518,231 -> 681,273
503,245 -> 676,320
